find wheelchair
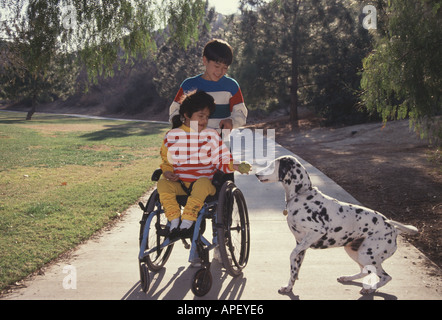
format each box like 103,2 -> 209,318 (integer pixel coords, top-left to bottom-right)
138,169 -> 250,297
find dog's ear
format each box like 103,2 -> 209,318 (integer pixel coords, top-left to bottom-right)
278,157 -> 295,181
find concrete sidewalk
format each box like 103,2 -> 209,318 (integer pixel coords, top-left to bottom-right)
2,131 -> 441,300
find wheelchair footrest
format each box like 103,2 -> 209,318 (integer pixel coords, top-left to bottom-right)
155,224 -> 194,239
168,226 -> 194,240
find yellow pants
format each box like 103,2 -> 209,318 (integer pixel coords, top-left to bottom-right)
157,177 -> 216,222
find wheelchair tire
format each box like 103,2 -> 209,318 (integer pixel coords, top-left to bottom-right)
216,181 -> 250,277
139,262 -> 150,293
191,268 -> 212,297
139,189 -> 173,272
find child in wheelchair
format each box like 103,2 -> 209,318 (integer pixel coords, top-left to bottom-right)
157,90 -> 251,238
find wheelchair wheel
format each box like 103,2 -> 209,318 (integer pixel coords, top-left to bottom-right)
139,263 -> 150,293
139,189 -> 173,272
216,181 -> 250,277
191,268 -> 213,297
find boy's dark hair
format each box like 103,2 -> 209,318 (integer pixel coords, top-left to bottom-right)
203,39 -> 233,66
172,91 -> 216,128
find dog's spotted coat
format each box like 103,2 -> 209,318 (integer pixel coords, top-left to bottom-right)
256,156 -> 418,295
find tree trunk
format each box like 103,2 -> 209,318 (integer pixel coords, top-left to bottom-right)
26,96 -> 37,120
290,36 -> 299,131
289,0 -> 300,132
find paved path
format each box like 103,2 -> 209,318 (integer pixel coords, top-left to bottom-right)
2,130 -> 441,300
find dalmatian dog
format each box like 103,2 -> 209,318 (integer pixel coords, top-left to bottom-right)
256,156 -> 418,295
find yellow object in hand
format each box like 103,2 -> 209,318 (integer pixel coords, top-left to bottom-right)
237,161 -> 252,174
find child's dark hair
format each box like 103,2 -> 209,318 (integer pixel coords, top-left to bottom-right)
171,91 -> 216,129
203,39 -> 233,66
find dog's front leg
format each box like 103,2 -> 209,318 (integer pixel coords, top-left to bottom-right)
279,248 -> 306,294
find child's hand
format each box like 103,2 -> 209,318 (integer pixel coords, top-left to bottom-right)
234,161 -> 252,174
219,119 -> 233,130
163,171 -> 180,182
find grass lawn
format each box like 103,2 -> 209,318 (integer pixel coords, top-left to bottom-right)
0,111 -> 168,291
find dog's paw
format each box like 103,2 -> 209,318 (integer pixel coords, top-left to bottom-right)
337,276 -> 350,283
278,286 -> 293,294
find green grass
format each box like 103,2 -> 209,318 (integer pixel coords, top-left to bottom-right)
0,111 -> 168,291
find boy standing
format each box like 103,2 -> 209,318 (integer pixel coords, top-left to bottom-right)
169,39 -> 248,131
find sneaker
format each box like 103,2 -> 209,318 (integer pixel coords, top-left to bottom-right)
170,218 -> 180,230
180,219 -> 194,230
190,258 -> 201,268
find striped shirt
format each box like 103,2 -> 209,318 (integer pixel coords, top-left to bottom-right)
169,74 -> 248,129
160,124 -> 234,182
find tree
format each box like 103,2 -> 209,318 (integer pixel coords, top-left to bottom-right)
360,0 -> 442,143
229,0 -> 371,129
0,0 -> 207,119
1,0 -> 78,119
231,0 -> 302,127
153,5 -> 227,102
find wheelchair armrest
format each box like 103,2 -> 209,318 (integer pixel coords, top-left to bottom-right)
211,170 -> 226,189
151,168 -> 163,181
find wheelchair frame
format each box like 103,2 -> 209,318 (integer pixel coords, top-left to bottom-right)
138,169 -> 250,297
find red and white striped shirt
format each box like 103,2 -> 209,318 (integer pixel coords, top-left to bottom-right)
160,124 -> 234,182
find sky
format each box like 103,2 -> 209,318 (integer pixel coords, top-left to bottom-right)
208,0 -> 242,15
0,1 -> 253,23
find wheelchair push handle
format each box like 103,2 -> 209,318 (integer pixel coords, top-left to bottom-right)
151,168 -> 163,182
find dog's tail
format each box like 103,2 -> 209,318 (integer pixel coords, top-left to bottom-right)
386,220 -> 419,235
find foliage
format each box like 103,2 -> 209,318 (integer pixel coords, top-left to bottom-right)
0,0 -> 80,119
166,0 -> 209,49
228,0 -> 372,126
153,4 -> 225,102
0,0 -> 207,119
360,0 -> 442,143
2,0 -> 440,136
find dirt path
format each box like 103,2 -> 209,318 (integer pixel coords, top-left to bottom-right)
250,118 -> 442,268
